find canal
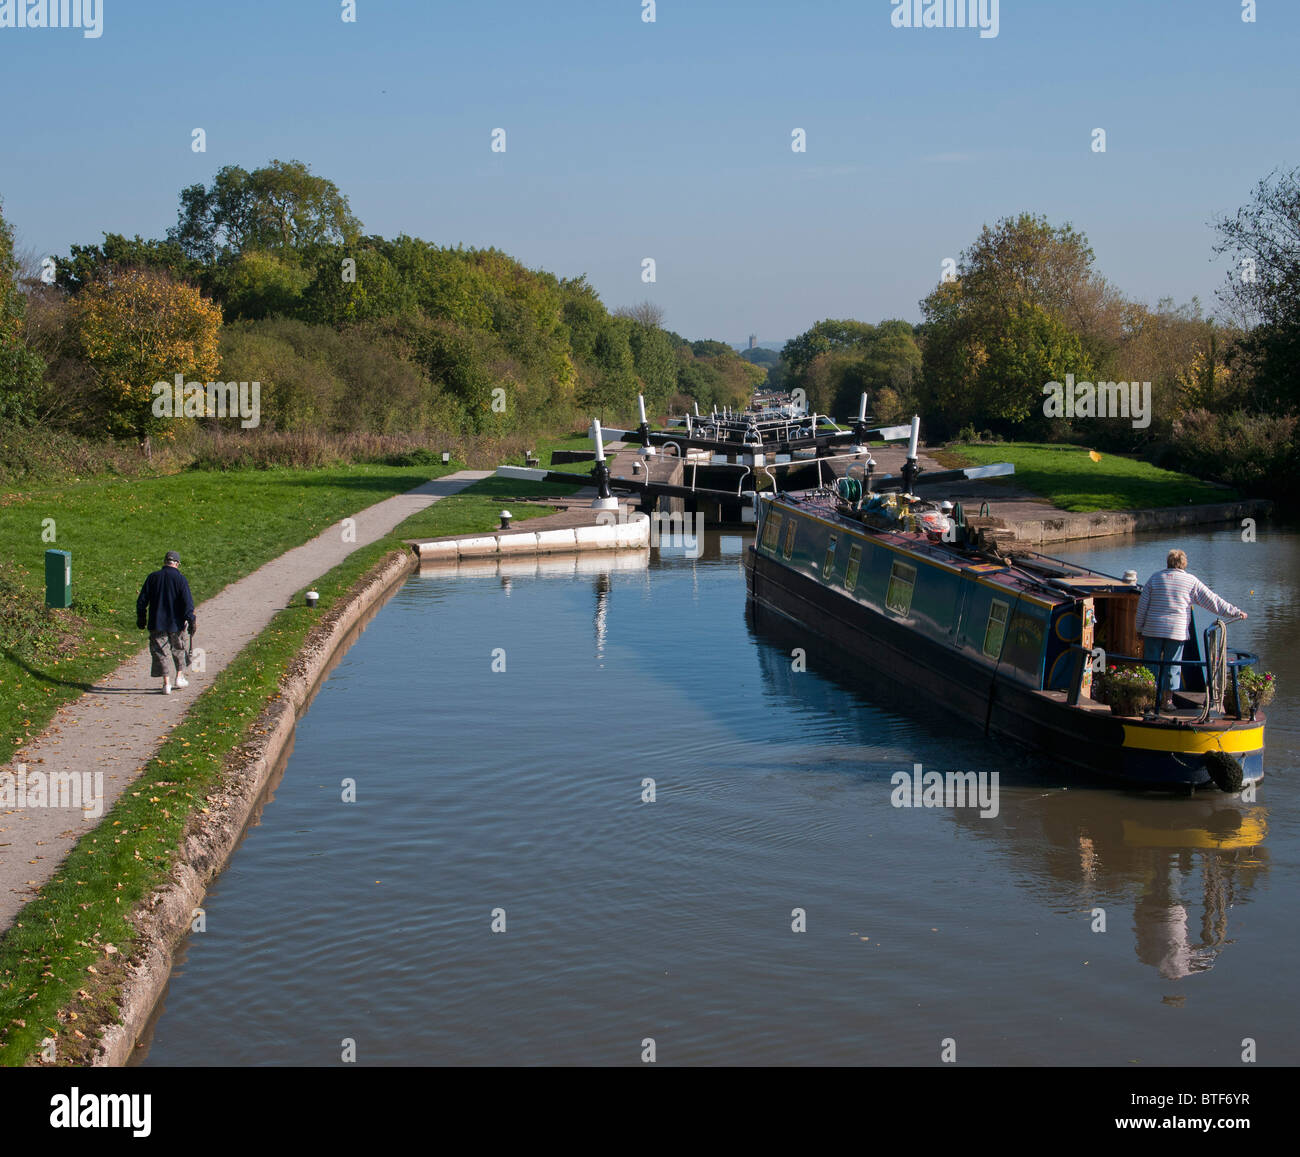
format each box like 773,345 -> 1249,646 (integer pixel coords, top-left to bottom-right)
138,524 -> 1300,1065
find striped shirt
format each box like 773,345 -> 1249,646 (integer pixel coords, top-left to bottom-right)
1136,568 -> 1242,641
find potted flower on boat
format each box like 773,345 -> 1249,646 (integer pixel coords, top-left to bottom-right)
1093,663 -> 1157,716
1235,668 -> 1277,720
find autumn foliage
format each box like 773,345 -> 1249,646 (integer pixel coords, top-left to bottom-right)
74,269 -> 222,439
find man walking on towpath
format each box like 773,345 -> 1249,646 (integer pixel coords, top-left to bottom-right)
1136,549 -> 1246,714
136,550 -> 196,695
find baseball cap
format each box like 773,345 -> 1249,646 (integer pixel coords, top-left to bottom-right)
164,551 -> 181,564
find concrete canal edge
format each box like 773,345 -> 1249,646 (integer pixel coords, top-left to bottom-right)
1007,498 -> 1272,546
91,547 -> 419,1066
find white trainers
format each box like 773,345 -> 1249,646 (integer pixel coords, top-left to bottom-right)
163,679 -> 172,695
175,675 -> 189,688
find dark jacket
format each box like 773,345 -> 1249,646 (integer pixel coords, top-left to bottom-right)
137,566 -> 196,634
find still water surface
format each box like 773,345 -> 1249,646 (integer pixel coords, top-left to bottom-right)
140,524 -> 1299,1065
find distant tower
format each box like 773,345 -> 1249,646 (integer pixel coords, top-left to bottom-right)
748,333 -> 757,350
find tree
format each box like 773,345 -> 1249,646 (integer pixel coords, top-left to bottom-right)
690,338 -> 734,358
559,275 -> 607,364
779,318 -> 920,417
74,269 -> 222,440
626,321 -> 677,410
0,200 -> 46,424
169,160 -> 362,263
918,214 -> 1115,437
981,303 -> 1092,430
781,319 -> 876,381
1214,166 -> 1300,413
672,341 -> 764,412
54,233 -> 198,295
583,317 -> 637,412
614,299 -> 665,328
210,249 -> 313,320
300,242 -> 417,326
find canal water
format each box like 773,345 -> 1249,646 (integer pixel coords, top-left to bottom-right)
138,524 -> 1299,1066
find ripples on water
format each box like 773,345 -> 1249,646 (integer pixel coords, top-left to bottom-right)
140,526 -> 1300,1066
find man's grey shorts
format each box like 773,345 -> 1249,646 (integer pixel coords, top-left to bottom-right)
149,631 -> 189,678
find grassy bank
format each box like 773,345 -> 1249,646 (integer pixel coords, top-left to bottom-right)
0,425 -> 599,485
500,432 -> 597,466
0,474 -> 570,1065
934,442 -> 1239,513
0,462 -> 470,773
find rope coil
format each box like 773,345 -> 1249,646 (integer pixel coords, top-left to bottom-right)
1198,618 -> 1229,724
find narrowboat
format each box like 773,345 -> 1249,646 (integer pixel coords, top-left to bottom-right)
745,478 -> 1266,793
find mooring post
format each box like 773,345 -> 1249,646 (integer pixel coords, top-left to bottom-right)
591,419 -> 620,511
637,393 -> 654,455
852,391 -> 870,452
901,415 -> 920,495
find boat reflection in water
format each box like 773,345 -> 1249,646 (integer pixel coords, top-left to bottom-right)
955,789 -> 1268,983
746,605 -> 1269,982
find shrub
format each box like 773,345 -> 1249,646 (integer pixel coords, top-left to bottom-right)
1169,409 -> 1299,497
0,427 -> 180,483
0,562 -> 61,658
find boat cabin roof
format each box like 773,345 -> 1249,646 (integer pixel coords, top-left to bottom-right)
776,492 -> 1138,605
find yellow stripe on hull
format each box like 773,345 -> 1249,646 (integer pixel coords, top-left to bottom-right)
1121,723 -> 1264,754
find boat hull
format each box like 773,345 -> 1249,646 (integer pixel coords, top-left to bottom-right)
745,546 -> 1264,792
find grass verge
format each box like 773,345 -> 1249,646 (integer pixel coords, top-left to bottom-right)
0,475 -> 568,1065
498,432 -> 595,467
933,442 -> 1239,513
0,462 -> 468,772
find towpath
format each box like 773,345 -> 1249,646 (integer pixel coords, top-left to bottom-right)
0,471 -> 490,936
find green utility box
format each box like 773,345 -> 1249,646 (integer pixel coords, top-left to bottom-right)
45,549 -> 71,608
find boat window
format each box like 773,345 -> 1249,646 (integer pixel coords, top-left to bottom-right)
783,519 -> 797,560
845,543 -> 862,591
885,560 -> 917,616
1002,606 -> 1047,676
983,600 -> 1009,659
822,535 -> 838,579
762,511 -> 783,551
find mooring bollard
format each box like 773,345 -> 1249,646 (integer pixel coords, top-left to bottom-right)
305,590 -> 319,608
590,419 -> 620,511
499,510 -> 513,530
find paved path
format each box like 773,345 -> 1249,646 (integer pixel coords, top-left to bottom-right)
0,471 -> 489,935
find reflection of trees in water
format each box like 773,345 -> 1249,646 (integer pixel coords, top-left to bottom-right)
745,604 -> 1269,982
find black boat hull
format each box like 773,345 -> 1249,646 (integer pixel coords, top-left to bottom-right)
745,546 -> 1264,791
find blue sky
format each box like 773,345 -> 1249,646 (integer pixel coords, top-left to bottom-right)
2,0 -> 1296,344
